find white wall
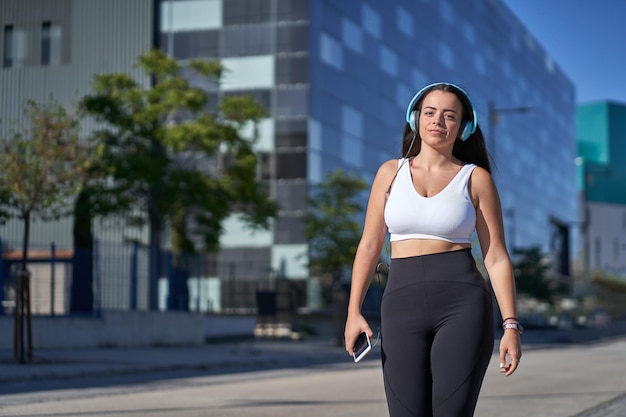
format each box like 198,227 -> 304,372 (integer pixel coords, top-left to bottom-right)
587,202 -> 626,276
0,311 -> 256,350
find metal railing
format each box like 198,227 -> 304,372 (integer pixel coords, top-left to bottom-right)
0,238 -> 307,317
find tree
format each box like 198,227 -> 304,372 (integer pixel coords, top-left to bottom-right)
590,272 -> 626,319
304,169 -> 368,305
80,49 -> 277,310
0,100 -> 91,362
512,246 -> 555,304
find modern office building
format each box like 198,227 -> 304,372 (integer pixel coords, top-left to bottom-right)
161,0 -> 577,290
577,101 -> 626,278
0,0 -> 153,245
1,0 -> 578,312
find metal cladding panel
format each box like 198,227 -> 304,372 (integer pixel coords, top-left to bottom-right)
72,0 -> 153,80
0,0 -> 153,134
0,0 -> 154,245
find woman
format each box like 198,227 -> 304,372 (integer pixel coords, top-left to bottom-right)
344,82 -> 522,417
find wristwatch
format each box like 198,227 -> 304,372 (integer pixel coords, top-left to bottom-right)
503,322 -> 524,334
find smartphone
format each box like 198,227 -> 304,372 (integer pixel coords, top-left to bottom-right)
352,332 -> 372,363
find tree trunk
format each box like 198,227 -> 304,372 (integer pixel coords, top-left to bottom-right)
14,209 -> 32,363
168,204 -> 191,311
148,202 -> 162,311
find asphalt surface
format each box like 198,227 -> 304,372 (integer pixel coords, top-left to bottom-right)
1,332 -> 626,416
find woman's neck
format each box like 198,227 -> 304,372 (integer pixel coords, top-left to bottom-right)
413,146 -> 459,169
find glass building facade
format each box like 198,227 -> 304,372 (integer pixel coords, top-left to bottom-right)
577,102 -> 626,277
157,0 -> 578,292
577,102 -> 626,205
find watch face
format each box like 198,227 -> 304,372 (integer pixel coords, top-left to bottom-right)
503,322 -> 523,334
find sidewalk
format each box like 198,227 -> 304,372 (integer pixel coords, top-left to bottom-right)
0,338 -> 350,384
2,324 -> 621,383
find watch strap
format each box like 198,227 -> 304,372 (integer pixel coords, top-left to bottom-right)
503,322 -> 524,334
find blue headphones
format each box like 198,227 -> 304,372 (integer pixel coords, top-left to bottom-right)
406,82 -> 478,141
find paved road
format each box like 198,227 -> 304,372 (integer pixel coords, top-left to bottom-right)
1,336 -> 626,416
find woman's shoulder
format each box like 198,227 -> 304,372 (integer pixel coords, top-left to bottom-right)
373,159 -> 402,185
377,158 -> 402,173
468,165 -> 496,194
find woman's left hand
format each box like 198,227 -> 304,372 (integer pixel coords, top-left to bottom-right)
498,330 -> 522,376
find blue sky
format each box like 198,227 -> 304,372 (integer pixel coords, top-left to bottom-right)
502,0 -> 626,105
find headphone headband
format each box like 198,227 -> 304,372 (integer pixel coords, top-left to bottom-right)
405,82 -> 478,141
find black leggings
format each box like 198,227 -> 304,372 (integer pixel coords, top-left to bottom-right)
381,249 -> 494,417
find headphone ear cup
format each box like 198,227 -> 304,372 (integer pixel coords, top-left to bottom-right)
459,120 -> 474,141
409,110 -> 418,132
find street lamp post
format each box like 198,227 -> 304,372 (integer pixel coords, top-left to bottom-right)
575,156 -> 613,275
504,208 -> 516,252
487,101 -> 530,262
487,101 -> 531,163
575,157 -> 590,274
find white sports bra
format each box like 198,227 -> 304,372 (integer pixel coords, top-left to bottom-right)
384,159 -> 477,244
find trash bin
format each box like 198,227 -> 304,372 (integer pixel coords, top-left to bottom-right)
256,290 -> 276,316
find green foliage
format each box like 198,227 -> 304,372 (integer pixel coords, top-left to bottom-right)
591,271 -> 626,318
591,272 -> 626,293
80,49 -> 277,253
0,100 -> 90,223
0,99 -> 92,285
305,169 -> 368,284
512,246 -> 556,304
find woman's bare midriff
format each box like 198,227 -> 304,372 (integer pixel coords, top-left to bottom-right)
391,239 -> 471,259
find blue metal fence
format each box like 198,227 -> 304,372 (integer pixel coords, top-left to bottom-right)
0,238 -> 307,317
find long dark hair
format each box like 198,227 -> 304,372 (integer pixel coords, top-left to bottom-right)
401,84 -> 492,173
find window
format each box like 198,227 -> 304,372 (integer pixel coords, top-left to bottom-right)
258,152 -> 272,180
222,24 -> 272,57
205,92 -> 219,114
341,105 -> 363,138
276,56 -> 308,85
274,215 -> 306,243
439,41 -> 455,69
438,1 -> 454,25
277,0 -> 308,21
319,32 -> 342,70
41,22 -> 51,65
396,6 -> 414,38
362,4 -> 381,39
276,182 -> 307,212
223,0 -> 271,24
223,89 -> 271,113
159,30 -> 219,59
40,21 -> 61,65
379,45 -> 398,77
160,0 -> 222,31
341,134 -> 363,168
3,24 -> 13,67
341,18 -> 362,54
275,87 -> 307,117
277,25 -> 308,53
276,120 -> 307,148
276,151 -> 306,179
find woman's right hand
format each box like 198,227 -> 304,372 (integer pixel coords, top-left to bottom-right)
344,313 -> 373,356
